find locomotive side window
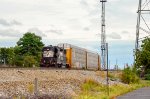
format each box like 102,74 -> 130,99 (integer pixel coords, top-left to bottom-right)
43,51 -> 54,57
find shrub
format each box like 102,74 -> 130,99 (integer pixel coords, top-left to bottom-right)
108,73 -> 118,81
15,60 -> 24,67
145,74 -> 150,80
145,69 -> 150,74
23,55 -> 37,67
14,55 -> 24,67
121,67 -> 140,84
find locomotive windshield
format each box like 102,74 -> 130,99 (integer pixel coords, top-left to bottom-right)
43,50 -> 54,57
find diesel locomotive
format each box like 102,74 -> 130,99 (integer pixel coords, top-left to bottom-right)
40,45 -> 67,68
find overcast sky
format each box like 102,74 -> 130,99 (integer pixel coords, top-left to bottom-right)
0,0 -> 141,68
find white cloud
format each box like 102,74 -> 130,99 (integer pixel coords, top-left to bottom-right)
0,29 -> 22,37
46,29 -> 63,35
0,0 -> 138,41
122,31 -> 129,34
0,19 -> 10,26
0,19 -> 22,26
28,28 -> 46,37
83,27 -> 90,31
107,32 -> 122,39
11,20 -> 22,26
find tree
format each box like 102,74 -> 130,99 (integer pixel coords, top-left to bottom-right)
17,32 -> 44,56
16,32 -> 44,67
6,47 -> 15,66
0,48 -> 7,65
0,33 -> 44,67
135,38 -> 150,74
0,47 -> 16,66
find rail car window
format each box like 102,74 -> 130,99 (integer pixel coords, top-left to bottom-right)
43,51 -> 54,57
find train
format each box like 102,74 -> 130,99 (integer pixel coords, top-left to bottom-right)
40,43 -> 101,70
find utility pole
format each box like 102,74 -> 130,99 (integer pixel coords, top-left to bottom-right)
109,60 -> 110,70
135,0 -> 150,62
100,0 -> 109,96
106,43 -> 109,96
100,0 -> 107,70
135,0 -> 141,51
116,59 -> 118,71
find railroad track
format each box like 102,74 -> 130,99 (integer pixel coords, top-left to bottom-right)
0,66 -> 103,72
0,66 -> 68,70
0,66 -> 121,72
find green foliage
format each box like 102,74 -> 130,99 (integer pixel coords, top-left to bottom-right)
0,32 -> 44,67
17,32 -> 44,56
16,32 -> 44,67
144,69 -> 150,80
145,74 -> 150,80
108,73 -> 118,81
7,47 -> 15,65
135,38 -> 150,74
78,78 -> 108,99
76,79 -> 150,99
23,55 -> 37,67
0,48 -> 7,64
145,69 -> 150,74
0,47 -> 16,66
13,55 -> 24,67
82,79 -> 99,91
121,67 -> 139,84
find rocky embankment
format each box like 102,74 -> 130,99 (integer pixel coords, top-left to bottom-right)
0,68 -> 119,99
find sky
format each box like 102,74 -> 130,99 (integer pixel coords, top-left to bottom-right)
0,0 -> 141,68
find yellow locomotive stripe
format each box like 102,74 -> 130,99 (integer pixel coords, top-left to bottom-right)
66,48 -> 72,68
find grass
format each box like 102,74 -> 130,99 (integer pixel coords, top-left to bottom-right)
27,83 -> 34,94
74,78 -> 150,99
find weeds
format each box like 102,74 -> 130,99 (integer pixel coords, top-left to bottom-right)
76,79 -> 150,99
27,83 -> 34,94
121,67 -> 140,84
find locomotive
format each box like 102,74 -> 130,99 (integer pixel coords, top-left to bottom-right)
40,45 -> 67,68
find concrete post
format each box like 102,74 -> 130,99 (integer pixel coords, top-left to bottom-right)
34,78 -> 38,96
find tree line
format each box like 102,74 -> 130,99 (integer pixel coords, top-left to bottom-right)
0,32 -> 44,67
